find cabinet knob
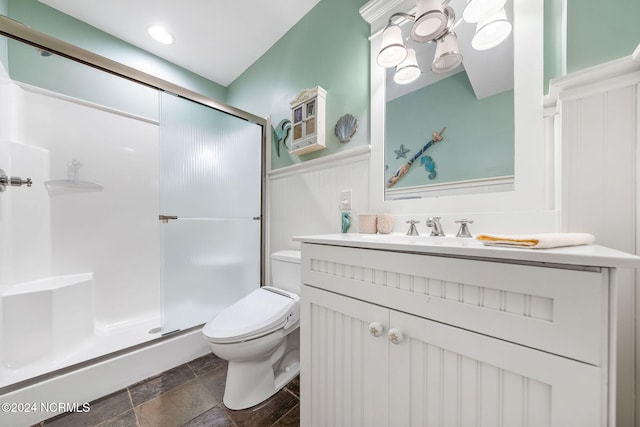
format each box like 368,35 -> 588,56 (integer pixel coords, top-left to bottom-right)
388,328 -> 404,344
369,322 -> 384,337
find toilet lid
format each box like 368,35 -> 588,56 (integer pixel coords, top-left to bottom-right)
203,288 -> 296,343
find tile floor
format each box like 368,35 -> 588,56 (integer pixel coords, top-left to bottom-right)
34,353 -> 300,427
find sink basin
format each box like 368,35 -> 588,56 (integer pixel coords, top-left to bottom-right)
356,233 -> 482,247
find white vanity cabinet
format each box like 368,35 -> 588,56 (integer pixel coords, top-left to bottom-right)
296,235 -> 640,427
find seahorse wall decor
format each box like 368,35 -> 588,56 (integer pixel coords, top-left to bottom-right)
421,155 -> 437,179
273,119 -> 292,157
386,127 -> 445,188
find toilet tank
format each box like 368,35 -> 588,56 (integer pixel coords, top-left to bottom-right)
271,250 -> 301,294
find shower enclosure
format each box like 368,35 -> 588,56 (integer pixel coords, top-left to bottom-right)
0,15 -> 265,401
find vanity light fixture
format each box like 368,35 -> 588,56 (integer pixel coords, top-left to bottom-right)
148,25 -> 174,45
410,0 -> 450,42
462,0 -> 507,23
377,1 -> 457,84
432,32 -> 463,73
394,48 -> 421,84
470,8 -> 512,50
377,0 -> 512,85
377,23 -> 408,67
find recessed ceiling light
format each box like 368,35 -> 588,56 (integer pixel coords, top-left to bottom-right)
148,25 -> 174,44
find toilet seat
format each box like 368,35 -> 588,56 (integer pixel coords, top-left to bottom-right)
203,287 -> 299,344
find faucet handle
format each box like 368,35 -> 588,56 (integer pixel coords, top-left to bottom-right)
455,219 -> 474,238
406,219 -> 420,236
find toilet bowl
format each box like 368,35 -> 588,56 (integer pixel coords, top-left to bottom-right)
202,251 -> 301,410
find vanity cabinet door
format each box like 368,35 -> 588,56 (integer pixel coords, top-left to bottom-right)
302,283 -> 604,427
389,309 -> 604,427
301,285 -> 390,427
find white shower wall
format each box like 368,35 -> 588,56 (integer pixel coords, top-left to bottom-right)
0,68 -> 24,288
2,82 -> 161,330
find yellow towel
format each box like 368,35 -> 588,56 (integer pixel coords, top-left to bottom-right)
476,233 -> 595,249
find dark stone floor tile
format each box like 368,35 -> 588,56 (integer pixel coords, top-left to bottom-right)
187,353 -> 227,377
129,364 -> 195,406
272,404 -> 300,427
182,404 -> 234,427
44,389 -> 132,427
96,409 -> 138,427
284,376 -> 299,398
135,379 -> 215,427
197,364 -> 227,403
224,388 -> 298,427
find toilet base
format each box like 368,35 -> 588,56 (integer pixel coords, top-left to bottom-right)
221,330 -> 300,410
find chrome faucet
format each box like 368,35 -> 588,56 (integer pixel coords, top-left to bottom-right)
406,219 -> 420,236
455,219 -> 474,238
426,216 -> 445,236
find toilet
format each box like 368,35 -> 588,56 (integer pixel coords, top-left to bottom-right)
202,250 -> 301,410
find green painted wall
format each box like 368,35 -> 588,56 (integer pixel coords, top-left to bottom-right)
566,0 -> 640,74
7,37 -> 159,119
4,0 -> 226,102
544,0 -> 564,92
227,0 -> 370,170
544,0 -> 640,88
385,72 -> 514,189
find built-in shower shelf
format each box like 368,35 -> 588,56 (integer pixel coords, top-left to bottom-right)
45,179 -> 104,195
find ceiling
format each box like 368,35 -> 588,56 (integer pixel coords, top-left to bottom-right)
39,0 -> 322,87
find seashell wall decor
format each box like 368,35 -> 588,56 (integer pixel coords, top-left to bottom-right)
334,113 -> 359,143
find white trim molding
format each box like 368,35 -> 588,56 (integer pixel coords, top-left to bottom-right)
359,0 -> 408,32
545,43 -> 640,115
267,145 -> 371,180
386,175 -> 514,200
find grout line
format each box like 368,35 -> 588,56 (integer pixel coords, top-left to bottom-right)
185,362 -> 198,377
218,402 -> 239,427
269,403 -> 300,427
284,387 -> 300,401
126,388 -> 141,426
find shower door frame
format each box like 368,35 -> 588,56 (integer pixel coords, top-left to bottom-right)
0,14 -> 267,290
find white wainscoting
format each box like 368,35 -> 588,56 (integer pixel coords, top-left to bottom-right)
545,44 -> 640,426
267,146 -> 370,284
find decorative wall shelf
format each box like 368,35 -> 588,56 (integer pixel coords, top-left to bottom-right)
289,86 -> 327,156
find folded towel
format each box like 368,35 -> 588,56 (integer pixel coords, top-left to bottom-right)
476,232 -> 595,249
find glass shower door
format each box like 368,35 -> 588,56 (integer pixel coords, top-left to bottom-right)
159,92 -> 263,334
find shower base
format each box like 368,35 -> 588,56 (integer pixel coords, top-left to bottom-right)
0,326 -> 209,427
0,273 -> 163,388
0,315 -> 161,388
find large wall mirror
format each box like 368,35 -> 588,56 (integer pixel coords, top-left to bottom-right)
385,0 -> 514,200
362,0 -> 549,216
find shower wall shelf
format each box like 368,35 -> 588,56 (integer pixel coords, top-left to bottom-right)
45,158 -> 103,195
45,179 -> 104,196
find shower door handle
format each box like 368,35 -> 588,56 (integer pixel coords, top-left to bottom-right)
159,215 -> 178,223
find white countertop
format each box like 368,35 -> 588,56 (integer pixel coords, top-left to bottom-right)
293,233 -> 640,269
